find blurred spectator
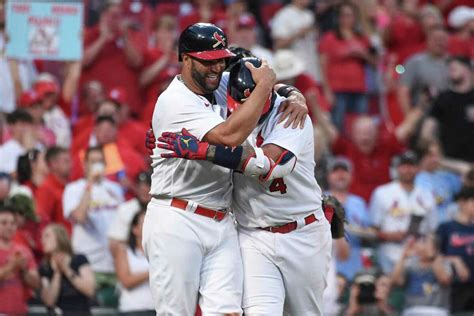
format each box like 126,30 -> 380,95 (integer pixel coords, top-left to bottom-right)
106,87 -> 148,156
63,146 -> 124,307
229,13 -> 273,65
81,1 -> 145,115
415,140 -> 463,223
391,235 -> 454,315
108,171 -> 151,255
15,149 -> 48,197
77,80 -> 105,124
419,4 -> 444,33
383,0 -> 425,65
115,210 -> 154,315
71,116 -> 147,191
422,56 -> 474,163
39,224 -> 95,315
179,0 -> 226,31
0,172 -> 11,205
315,0 -> 340,33
370,151 -> 437,274
73,98 -> 123,151
319,1 -> 376,130
273,49 -> 329,120
436,186 -> 474,313
397,26 -> 449,115
447,6 -> 474,59
0,205 -> 40,315
0,109 -> 36,175
140,14 -> 179,122
18,89 -> 56,148
271,0 -> 320,82
73,94 -> 149,158
316,110 -> 423,201
345,272 -> 394,316
74,79 -> 105,135
36,146 -> 72,233
326,157 -> 372,281
34,74 -> 72,148
358,0 -> 385,52
9,193 -> 42,262
0,0 -> 38,114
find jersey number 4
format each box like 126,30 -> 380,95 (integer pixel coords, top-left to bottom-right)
269,178 -> 287,194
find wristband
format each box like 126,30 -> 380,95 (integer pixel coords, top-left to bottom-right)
213,145 -> 243,169
277,85 -> 301,98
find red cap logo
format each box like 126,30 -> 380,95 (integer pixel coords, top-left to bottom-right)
212,32 -> 226,48
240,88 -> 251,102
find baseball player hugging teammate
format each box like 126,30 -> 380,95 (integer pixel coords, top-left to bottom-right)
144,22 -> 333,315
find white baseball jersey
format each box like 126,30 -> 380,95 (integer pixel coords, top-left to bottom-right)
232,96 -> 324,228
150,74 -> 232,209
63,178 -> 124,273
370,181 -> 438,265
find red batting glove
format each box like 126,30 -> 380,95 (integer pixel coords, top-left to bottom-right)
145,127 -> 156,155
157,128 -> 209,160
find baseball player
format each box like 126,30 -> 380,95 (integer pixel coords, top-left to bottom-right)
143,24 -> 307,315
158,57 -> 333,315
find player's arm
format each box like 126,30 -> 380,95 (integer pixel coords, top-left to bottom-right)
158,129 -> 296,182
274,84 -> 308,129
204,61 -> 276,147
208,142 -> 295,181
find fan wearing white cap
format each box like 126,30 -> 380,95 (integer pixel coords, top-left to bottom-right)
273,49 -> 330,120
448,6 -> 474,59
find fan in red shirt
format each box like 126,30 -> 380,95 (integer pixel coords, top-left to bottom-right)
319,2 -> 375,130
0,206 -> 40,315
71,116 -> 148,197
139,14 -> 180,123
81,2 -> 146,116
36,147 -> 72,234
315,105 -> 424,201
384,0 -> 425,65
178,0 -> 226,31
73,88 -> 148,157
272,49 -> 330,120
74,80 -> 106,135
447,6 -> 474,59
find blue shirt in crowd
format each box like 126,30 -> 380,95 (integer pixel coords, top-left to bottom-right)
335,194 -> 370,281
437,220 -> 474,284
415,170 -> 462,223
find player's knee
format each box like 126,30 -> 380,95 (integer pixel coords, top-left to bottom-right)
223,313 -> 241,316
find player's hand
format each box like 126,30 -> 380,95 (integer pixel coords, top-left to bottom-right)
278,92 -> 308,129
145,127 -> 157,155
157,128 -> 209,160
246,59 -> 276,90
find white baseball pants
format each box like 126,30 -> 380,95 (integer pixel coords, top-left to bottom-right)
238,216 -> 332,315
142,198 -> 243,315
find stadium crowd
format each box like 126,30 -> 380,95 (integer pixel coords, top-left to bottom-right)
0,0 -> 473,315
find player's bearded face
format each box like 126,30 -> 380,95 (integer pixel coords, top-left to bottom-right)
190,58 -> 225,93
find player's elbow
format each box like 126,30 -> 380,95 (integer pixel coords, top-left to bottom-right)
223,136 -> 245,147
